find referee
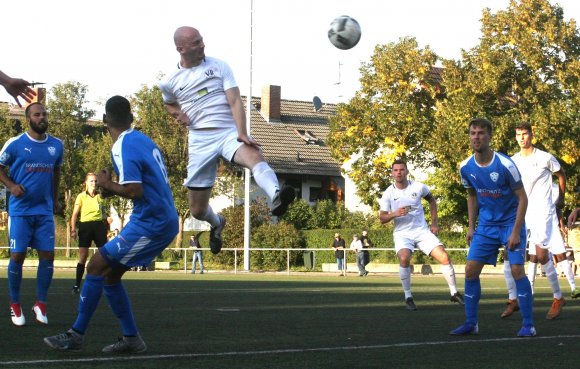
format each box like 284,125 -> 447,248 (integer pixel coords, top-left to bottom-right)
70,173 -> 108,294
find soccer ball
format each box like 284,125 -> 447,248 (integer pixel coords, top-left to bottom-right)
327,15 -> 361,50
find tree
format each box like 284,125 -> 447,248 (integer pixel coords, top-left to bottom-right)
327,37 -> 440,207
431,0 -> 580,218
329,0 -> 580,222
46,82 -> 95,255
130,85 -> 190,247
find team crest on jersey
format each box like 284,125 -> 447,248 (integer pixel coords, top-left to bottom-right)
490,172 -> 499,182
205,69 -> 215,78
411,192 -> 418,199
48,146 -> 56,156
0,152 -> 8,162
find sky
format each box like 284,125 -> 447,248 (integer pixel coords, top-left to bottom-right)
2,0 -> 580,116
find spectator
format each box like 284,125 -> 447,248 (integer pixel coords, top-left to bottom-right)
332,233 -> 346,276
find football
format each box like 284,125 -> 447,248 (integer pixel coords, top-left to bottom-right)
327,15 -> 362,50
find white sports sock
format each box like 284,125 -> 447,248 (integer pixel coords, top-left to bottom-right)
251,161 -> 279,200
543,260 -> 562,299
527,262 -> 537,291
440,263 -> 458,295
399,266 -> 412,299
197,205 -> 221,228
504,261 -> 517,300
558,260 -> 577,291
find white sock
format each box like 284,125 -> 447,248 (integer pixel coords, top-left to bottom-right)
527,262 -> 537,291
543,260 -> 562,299
251,161 -> 279,200
558,260 -> 577,291
504,261 -> 517,300
399,266 -> 412,299
440,263 -> 458,295
197,205 -> 221,228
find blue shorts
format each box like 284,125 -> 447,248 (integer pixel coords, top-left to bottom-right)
467,224 -> 526,266
8,215 -> 55,252
100,221 -> 178,268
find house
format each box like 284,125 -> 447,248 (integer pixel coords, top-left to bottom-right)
208,85 -> 348,215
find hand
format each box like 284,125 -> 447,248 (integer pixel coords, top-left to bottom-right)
430,224 -> 440,236
97,169 -> 114,197
9,183 -> 25,197
466,228 -> 474,246
396,207 -> 410,217
506,232 -> 521,251
2,76 -> 36,107
237,134 -> 261,149
71,229 -> 77,239
175,111 -> 191,127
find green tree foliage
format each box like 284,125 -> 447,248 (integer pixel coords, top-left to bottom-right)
281,199 -> 313,229
251,221 -> 305,270
328,37 -> 440,206
215,198 -> 272,267
329,0 -> 580,222
131,85 -> 190,247
309,199 -> 348,229
47,82 -> 95,208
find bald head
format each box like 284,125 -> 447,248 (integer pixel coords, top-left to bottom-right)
174,26 -> 199,45
173,26 -> 205,67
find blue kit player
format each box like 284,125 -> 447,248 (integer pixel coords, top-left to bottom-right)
44,96 -> 179,354
0,102 -> 63,327
450,118 -> 535,337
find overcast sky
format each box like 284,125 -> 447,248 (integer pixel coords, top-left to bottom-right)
2,0 -> 580,115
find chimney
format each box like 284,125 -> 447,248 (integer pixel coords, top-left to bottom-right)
260,85 -> 281,122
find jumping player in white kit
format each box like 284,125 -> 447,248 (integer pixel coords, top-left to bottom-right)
159,26 -> 295,255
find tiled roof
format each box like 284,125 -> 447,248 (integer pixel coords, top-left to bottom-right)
246,97 -> 341,177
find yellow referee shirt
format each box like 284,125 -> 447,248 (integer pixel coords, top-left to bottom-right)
74,192 -> 104,222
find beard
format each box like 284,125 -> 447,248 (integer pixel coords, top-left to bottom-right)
30,120 -> 48,135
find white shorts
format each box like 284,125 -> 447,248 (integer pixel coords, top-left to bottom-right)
394,228 -> 442,256
527,211 -> 566,256
185,126 -> 244,188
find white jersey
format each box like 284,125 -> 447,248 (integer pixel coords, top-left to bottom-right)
511,148 -> 560,224
159,56 -> 237,130
379,180 -> 431,234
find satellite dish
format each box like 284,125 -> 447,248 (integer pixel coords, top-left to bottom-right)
313,96 -> 322,112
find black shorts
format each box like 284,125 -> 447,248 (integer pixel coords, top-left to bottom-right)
78,220 -> 108,248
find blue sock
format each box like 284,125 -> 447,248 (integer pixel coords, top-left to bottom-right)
104,282 -> 138,336
72,274 -> 104,334
36,259 -> 54,302
7,259 -> 23,303
464,278 -> 481,326
515,276 -> 534,326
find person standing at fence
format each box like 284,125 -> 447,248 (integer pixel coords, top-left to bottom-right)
360,229 -> 372,268
332,233 -> 346,276
190,234 -> 204,274
0,102 -> 63,326
451,118 -> 535,337
70,173 -> 108,294
44,95 -> 178,353
349,234 -> 367,276
379,159 -> 463,311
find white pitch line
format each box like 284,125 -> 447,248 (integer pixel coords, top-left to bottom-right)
1,335 -> 579,367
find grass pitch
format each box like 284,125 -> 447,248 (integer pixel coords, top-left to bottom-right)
0,270 -> 579,368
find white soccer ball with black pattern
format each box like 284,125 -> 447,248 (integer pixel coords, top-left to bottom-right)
327,15 -> 361,50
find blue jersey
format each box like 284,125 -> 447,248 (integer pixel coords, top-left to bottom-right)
0,133 -> 63,216
459,151 -> 523,226
111,129 -> 177,234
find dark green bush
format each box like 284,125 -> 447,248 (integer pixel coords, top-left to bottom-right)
251,221 -> 305,271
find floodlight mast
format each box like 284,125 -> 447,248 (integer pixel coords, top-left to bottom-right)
243,0 -> 254,271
